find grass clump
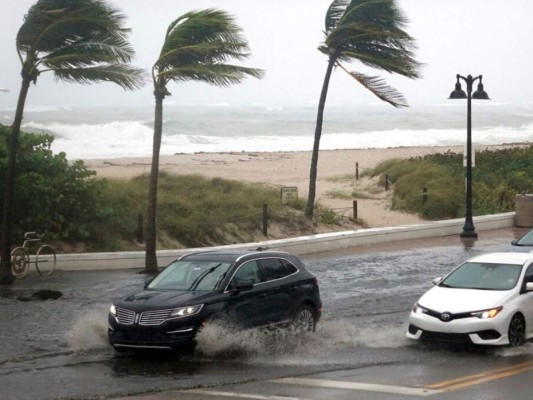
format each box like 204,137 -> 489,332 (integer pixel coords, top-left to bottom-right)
326,189 -> 353,200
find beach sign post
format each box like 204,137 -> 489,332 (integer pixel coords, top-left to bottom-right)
281,187 -> 298,204
449,74 -> 490,239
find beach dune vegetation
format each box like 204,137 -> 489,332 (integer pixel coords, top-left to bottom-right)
0,0 -> 145,285
305,0 -> 422,218
368,146 -> 533,219
146,9 -> 264,273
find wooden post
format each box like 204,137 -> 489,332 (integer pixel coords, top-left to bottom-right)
355,162 -> 359,181
262,204 -> 268,236
385,174 -> 389,191
353,200 -> 358,220
422,187 -> 428,204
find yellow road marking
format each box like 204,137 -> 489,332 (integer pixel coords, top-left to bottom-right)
273,377 -> 441,396
425,360 -> 533,391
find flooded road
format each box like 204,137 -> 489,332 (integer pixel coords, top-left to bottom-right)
1,228 -> 532,400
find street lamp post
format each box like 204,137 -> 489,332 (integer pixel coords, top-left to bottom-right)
449,74 -> 490,238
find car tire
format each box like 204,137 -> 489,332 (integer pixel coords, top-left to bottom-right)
508,314 -> 526,347
292,305 -> 316,333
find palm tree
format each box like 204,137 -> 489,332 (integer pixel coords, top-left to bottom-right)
305,0 -> 422,217
144,9 -> 264,274
0,0 -> 145,284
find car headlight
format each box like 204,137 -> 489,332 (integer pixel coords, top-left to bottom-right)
471,306 -> 503,319
413,303 -> 428,315
109,304 -> 116,316
170,304 -> 203,318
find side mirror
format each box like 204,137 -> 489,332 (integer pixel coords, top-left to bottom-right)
526,282 -> 533,292
231,280 -> 254,292
511,240 -> 518,245
432,277 -> 443,286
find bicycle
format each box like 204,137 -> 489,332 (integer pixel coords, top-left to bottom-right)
11,232 -> 57,278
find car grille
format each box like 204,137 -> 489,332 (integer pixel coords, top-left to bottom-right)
140,309 -> 173,325
115,307 -> 173,326
423,308 -> 472,322
421,330 -> 471,344
115,307 -> 135,325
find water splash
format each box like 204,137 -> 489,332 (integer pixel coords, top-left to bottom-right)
494,342 -> 533,357
195,317 -> 409,364
67,310 -> 108,351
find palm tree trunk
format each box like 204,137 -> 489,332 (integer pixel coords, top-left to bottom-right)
305,57 -> 336,218
145,92 -> 165,274
0,77 -> 31,285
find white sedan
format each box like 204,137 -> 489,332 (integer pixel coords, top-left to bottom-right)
407,252 -> 533,347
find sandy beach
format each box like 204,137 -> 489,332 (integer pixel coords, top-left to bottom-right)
83,144 -> 522,228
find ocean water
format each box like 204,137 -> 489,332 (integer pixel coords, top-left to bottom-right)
1,102 -> 532,160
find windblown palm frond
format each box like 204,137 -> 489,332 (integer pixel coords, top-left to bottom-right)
158,64 -> 264,87
325,0 -> 351,33
346,71 -> 407,107
16,0 -> 145,88
323,0 -> 421,80
320,0 -> 422,105
152,9 -> 264,88
52,64 -> 146,90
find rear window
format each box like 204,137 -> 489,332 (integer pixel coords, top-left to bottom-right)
282,259 -> 298,274
260,258 -> 295,281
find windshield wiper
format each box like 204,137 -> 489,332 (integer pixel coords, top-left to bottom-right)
188,263 -> 222,291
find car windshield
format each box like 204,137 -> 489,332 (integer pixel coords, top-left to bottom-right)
147,260 -> 232,291
440,262 -> 522,290
517,230 -> 533,246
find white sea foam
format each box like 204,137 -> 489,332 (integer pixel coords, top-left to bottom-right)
6,103 -> 532,160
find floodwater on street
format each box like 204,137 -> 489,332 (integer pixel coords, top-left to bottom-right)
1,227 -> 532,400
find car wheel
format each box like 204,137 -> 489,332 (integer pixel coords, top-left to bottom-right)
292,305 -> 315,333
508,314 -> 526,347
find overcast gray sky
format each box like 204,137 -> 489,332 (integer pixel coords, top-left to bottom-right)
0,0 -> 532,109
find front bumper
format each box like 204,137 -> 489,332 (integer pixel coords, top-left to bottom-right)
108,315 -> 200,350
406,311 -> 508,346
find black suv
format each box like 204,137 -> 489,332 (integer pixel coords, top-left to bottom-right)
108,250 -> 322,351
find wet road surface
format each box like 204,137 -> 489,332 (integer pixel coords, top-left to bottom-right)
1,227 -> 532,400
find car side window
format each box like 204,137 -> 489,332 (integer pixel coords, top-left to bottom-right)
260,258 -> 289,281
281,259 -> 298,274
231,260 -> 262,286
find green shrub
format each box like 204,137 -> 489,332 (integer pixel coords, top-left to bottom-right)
0,126 -> 106,247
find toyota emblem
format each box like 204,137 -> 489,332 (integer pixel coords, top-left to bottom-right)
440,312 -> 452,322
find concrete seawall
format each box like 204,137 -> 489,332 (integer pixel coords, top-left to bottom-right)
51,212 -> 516,271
